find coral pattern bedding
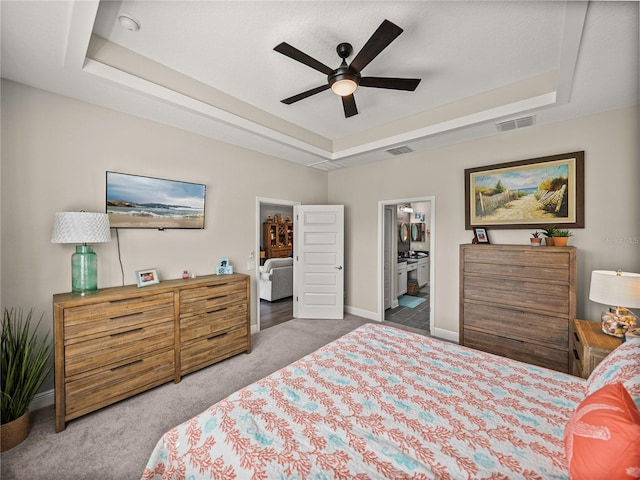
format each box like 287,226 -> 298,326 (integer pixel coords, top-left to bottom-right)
142,324 -> 586,479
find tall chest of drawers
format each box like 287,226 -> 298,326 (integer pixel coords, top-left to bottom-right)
54,273 -> 250,432
459,244 -> 576,373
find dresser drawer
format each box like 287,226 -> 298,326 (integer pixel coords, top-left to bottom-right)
180,326 -> 248,375
463,261 -> 569,282
463,276 -> 570,314
180,281 -> 246,315
463,302 -> 568,348
180,302 -> 247,343
63,293 -> 174,340
463,248 -> 571,271
464,329 -> 568,372
64,321 -> 174,377
180,279 -> 245,302
65,347 -> 175,418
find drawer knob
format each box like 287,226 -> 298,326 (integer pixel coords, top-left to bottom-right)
207,332 -> 228,341
207,295 -> 227,301
110,327 -> 143,338
206,307 -> 227,315
110,312 -> 143,321
110,359 -> 143,371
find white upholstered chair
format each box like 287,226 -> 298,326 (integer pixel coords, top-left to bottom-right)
259,257 -> 293,301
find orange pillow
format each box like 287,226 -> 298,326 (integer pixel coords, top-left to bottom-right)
564,382 -> 640,479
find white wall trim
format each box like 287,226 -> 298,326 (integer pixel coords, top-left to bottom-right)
345,305 -> 378,321
432,328 -> 459,344
31,389 -> 55,411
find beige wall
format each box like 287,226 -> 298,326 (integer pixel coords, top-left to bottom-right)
2,78 -> 638,393
329,106 -> 640,337
0,80 -> 328,391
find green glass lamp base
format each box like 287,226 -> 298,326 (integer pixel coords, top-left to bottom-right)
71,245 -> 98,295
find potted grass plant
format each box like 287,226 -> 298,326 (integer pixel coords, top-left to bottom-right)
1,308 -> 52,451
551,229 -> 573,246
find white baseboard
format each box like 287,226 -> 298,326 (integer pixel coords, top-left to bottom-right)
31,389 -> 55,411
432,327 -> 459,343
344,305 -> 379,321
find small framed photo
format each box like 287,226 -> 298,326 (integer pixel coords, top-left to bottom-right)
136,268 -> 160,287
216,258 -> 233,275
473,227 -> 490,244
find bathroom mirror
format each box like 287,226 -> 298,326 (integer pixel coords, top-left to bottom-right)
399,223 -> 409,242
411,223 -> 425,242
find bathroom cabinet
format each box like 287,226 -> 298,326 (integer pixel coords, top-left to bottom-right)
397,262 -> 407,296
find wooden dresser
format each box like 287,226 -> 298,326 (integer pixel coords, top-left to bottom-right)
460,244 -> 576,373
54,273 -> 250,432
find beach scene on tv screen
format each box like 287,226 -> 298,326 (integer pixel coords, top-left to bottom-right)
106,172 -> 206,229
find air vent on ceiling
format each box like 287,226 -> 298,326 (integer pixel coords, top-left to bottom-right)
386,146 -> 414,156
496,115 -> 536,132
307,160 -> 344,171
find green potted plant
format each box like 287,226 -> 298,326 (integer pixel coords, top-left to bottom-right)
1,308 -> 52,451
542,226 -> 557,246
530,231 -> 543,246
551,229 -> 573,246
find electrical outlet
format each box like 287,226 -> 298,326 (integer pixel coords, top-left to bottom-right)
247,261 -> 255,270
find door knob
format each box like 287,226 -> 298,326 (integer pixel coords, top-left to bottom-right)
335,266 -> 343,270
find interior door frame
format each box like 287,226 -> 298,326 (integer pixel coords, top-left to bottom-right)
255,197 -> 300,332
377,196 -> 435,324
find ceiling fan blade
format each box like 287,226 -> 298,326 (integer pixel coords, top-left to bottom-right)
360,77 -> 421,91
274,42 -> 334,75
349,19 -> 403,73
281,84 -> 330,104
342,94 -> 358,118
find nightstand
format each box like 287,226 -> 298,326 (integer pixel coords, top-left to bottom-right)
570,318 -> 622,379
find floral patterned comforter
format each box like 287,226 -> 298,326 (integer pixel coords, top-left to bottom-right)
142,323 -> 584,479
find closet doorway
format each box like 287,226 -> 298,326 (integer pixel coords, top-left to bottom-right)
256,197 -> 300,331
378,196 -> 435,333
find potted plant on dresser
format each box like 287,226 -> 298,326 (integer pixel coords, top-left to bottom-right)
542,226 -> 557,245
551,229 -> 573,246
1,308 -> 52,451
530,231 -> 543,246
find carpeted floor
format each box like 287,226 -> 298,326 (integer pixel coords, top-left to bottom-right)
0,315 -> 424,479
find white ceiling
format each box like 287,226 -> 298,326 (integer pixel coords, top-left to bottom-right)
1,1 -> 638,170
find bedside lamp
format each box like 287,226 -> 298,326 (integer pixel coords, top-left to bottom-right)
51,212 -> 111,295
589,270 -> 640,337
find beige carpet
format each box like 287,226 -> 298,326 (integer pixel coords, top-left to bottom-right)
1,316 -> 393,479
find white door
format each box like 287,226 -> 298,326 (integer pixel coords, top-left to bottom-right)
293,205 -> 344,319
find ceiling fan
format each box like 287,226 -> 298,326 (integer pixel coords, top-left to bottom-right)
274,19 -> 421,118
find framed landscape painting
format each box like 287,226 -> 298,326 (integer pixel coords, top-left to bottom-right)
465,151 -> 584,230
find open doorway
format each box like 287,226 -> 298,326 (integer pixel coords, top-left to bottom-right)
256,197 -> 300,331
378,196 -> 435,333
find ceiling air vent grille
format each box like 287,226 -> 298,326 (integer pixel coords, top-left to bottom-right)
496,115 -> 536,132
386,146 -> 414,156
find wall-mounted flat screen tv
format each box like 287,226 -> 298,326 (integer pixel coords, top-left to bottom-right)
106,171 -> 206,229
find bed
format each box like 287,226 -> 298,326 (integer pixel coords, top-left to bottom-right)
141,323 -> 640,479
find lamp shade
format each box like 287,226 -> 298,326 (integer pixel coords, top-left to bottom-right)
51,212 -> 111,244
589,270 -> 640,308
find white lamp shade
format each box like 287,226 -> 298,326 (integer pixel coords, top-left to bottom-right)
589,270 -> 640,308
51,212 -> 111,244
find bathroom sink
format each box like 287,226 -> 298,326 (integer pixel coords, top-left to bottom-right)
406,259 -> 418,263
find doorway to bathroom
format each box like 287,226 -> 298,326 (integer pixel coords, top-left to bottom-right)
379,196 -> 434,333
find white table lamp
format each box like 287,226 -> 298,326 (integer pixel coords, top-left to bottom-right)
589,270 -> 640,337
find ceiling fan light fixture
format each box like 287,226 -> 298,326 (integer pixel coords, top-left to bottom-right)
331,79 -> 358,96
